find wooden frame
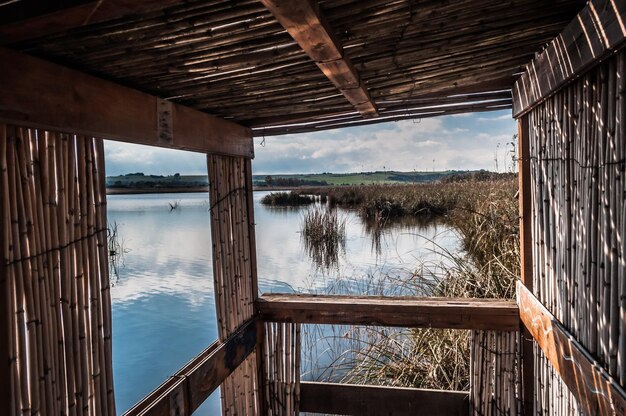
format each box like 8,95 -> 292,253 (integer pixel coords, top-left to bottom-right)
0,47 -> 253,158
513,0 -> 626,117
517,283 -> 626,415
299,382 -> 469,416
122,319 -> 258,416
257,294 -> 519,331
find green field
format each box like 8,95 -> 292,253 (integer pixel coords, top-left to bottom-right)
254,170 -> 464,186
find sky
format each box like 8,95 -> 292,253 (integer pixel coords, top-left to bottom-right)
103,109 -> 518,176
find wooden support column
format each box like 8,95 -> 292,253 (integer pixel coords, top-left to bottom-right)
518,115 -> 535,416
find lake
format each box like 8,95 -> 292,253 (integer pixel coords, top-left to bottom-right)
107,191 -> 459,414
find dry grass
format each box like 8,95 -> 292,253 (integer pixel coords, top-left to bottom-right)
303,177 -> 520,390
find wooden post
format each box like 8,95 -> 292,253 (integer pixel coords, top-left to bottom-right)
518,115 -> 534,416
244,158 -> 267,415
0,127 -> 11,416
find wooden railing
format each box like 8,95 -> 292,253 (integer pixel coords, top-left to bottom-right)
123,319 -> 258,416
123,294 -> 519,416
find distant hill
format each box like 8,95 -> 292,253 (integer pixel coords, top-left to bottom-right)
253,170 -> 469,187
106,170 -> 502,193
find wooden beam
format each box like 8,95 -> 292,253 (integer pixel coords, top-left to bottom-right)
0,0 -> 180,45
257,294 -> 519,331
513,0 -> 626,117
299,382 -> 469,416
0,47 -> 253,158
260,0 -> 379,118
517,116 -> 535,416
123,319 -> 257,416
517,282 -> 626,415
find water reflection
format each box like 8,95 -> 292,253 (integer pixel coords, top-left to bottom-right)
107,191 -> 460,414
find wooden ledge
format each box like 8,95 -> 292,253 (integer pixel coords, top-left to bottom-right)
257,293 -> 519,331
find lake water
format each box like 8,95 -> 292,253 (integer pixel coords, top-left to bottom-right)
107,191 -> 459,414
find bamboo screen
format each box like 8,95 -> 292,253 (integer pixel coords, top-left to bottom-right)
207,154 -> 260,415
470,330 -> 520,416
527,48 -> 626,414
0,125 -> 115,415
261,322 -> 300,416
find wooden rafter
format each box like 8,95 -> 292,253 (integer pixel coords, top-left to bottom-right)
0,47 -> 253,158
259,0 -> 379,118
0,0 -> 180,45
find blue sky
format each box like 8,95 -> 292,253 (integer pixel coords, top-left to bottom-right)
104,109 -> 517,176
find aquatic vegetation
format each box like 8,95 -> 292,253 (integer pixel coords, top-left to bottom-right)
301,208 -> 346,270
261,191 -> 315,206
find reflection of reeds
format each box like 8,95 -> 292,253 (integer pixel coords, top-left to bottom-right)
261,191 -> 315,206
107,221 -> 129,284
301,208 -> 346,270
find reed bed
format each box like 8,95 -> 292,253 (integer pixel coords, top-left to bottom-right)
300,208 -> 346,270
1,124 -> 115,415
261,192 -> 315,206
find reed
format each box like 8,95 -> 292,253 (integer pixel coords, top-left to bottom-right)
301,208 -> 346,270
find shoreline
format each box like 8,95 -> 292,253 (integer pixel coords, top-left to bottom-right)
105,185 -> 317,195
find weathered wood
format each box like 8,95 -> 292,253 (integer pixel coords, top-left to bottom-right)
260,0 -> 378,118
299,382 -> 469,416
257,294 -> 519,331
518,115 -> 535,416
0,0 -> 181,45
517,282 -> 626,415
513,0 -> 626,116
123,319 -> 258,416
0,47 -> 253,158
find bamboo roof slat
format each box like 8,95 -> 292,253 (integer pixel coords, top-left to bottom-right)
4,0 -> 586,134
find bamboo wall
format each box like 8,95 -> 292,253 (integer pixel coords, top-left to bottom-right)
207,154 -> 260,415
527,47 -> 626,414
0,125 -> 114,415
261,322 -> 300,416
470,330 -> 520,416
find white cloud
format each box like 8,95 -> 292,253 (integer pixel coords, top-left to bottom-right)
104,110 -> 517,175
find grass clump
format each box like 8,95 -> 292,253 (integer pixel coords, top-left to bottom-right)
261,191 -> 315,206
301,208 -> 346,270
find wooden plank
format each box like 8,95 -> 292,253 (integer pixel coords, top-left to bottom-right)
517,116 -> 535,416
299,382 -> 469,416
513,0 -> 626,116
0,47 -> 253,158
260,0 -> 379,118
0,0 -> 180,45
517,282 -> 626,415
257,294 -> 519,331
123,319 -> 258,416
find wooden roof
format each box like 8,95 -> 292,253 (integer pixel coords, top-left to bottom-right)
2,0 -> 586,136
